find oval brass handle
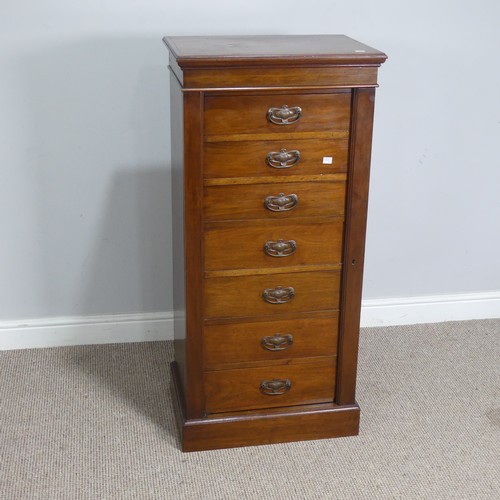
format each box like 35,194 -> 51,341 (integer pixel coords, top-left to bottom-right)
266,148 -> 301,169
264,193 -> 298,212
261,333 -> 293,351
262,286 -> 295,304
267,105 -> 302,125
260,378 -> 292,396
264,239 -> 297,258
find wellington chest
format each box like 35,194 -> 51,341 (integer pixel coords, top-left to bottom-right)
163,35 -> 387,451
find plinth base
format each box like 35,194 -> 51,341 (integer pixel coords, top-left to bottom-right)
171,362 -> 360,452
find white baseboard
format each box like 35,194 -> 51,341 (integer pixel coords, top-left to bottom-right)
1,291 -> 499,350
361,291 -> 500,327
0,312 -> 174,350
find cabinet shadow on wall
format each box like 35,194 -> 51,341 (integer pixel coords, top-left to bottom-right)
74,166 -> 177,437
77,166 -> 173,317
15,37 -> 176,433
14,36 -> 172,316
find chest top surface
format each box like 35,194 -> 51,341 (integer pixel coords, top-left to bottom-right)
163,34 -> 387,68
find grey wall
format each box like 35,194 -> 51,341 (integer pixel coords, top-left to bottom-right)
1,1 -> 499,321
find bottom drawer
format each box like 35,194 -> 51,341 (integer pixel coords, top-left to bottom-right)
204,357 -> 336,413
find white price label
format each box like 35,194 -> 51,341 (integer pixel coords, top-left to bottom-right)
322,157 -> 333,165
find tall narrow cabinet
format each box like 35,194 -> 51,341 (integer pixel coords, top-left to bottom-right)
164,35 -> 387,451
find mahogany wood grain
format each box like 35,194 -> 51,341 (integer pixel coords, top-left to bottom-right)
204,93 -> 351,138
204,356 -> 336,413
204,174 -> 347,186
177,89 -> 205,419
204,309 -> 343,326
171,362 -> 360,452
336,88 -> 376,406
204,218 -> 343,271
204,263 -> 341,279
181,66 -> 379,89
184,404 -> 360,451
170,75 -> 190,412
204,138 -> 348,178
204,181 -> 346,219
205,131 -> 348,143
204,270 -> 341,319
204,315 -> 338,369
166,34 -> 386,451
204,181 -> 346,221
164,34 -> 387,67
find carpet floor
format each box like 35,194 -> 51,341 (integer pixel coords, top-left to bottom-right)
0,320 -> 499,499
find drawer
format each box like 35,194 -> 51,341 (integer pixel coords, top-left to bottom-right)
204,181 -> 347,221
205,219 -> 343,272
204,315 -> 339,370
204,139 -> 348,179
204,271 -> 341,319
204,357 -> 336,413
204,93 -> 351,138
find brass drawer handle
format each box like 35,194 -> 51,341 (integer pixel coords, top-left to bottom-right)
262,286 -> 295,304
264,193 -> 298,212
260,378 -> 292,396
264,239 -> 297,258
267,105 -> 302,125
261,333 -> 293,351
266,148 -> 301,169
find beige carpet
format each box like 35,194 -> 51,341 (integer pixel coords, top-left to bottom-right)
0,320 -> 499,499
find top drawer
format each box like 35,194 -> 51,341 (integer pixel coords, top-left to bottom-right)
204,93 -> 351,139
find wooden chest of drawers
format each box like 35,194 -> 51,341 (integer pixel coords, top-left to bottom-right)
164,35 -> 386,451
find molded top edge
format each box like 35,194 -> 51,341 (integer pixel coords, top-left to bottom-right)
163,35 -> 387,67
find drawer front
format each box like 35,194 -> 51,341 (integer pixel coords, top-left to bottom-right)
204,93 -> 351,138
204,315 -> 339,369
205,219 -> 343,272
204,181 -> 346,221
205,357 -> 336,413
204,139 -> 348,178
204,271 -> 341,319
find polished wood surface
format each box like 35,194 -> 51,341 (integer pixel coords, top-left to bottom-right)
170,75 -> 188,410
204,181 -> 347,221
182,404 -> 360,452
204,93 -> 351,138
204,173 -> 347,186
176,88 -> 205,419
204,315 -> 338,370
164,35 -> 387,67
171,362 -> 360,452
204,218 -> 343,271
204,138 -> 348,179
336,88 -> 376,406
181,66 -> 380,90
205,131 -> 348,143
204,263 -> 341,279
204,356 -> 336,413
167,34 -> 386,451
166,35 -> 386,90
204,270 -> 341,319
